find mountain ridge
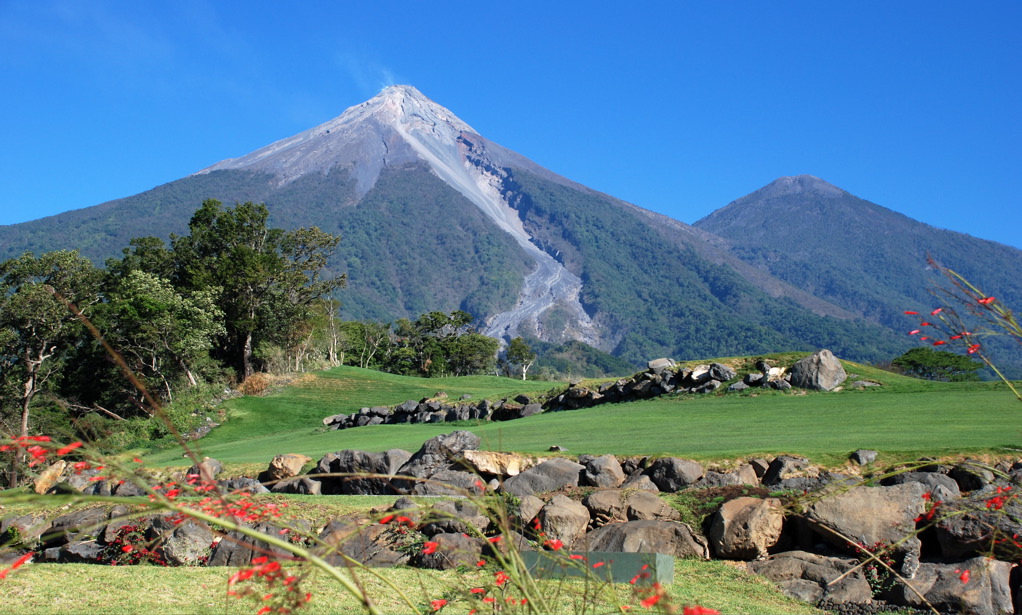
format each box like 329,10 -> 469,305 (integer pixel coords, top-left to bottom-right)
1,86 -> 1017,369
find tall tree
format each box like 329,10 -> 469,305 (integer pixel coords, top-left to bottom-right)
171,200 -> 343,380
504,337 -> 537,380
0,251 -> 101,486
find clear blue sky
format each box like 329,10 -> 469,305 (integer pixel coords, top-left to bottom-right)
2,1 -> 1020,248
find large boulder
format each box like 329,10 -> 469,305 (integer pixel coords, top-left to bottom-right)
538,495 -> 591,549
582,489 -> 680,527
788,349 -> 846,391
804,483 -> 926,574
644,457 -> 704,492
411,532 -> 484,570
394,431 -> 481,493
314,449 -> 411,495
502,458 -> 584,497
881,556 -> 1014,614
751,550 -> 873,605
708,497 -> 784,560
259,454 -> 312,484
457,450 -> 535,478
579,454 -> 626,488
583,520 -> 709,559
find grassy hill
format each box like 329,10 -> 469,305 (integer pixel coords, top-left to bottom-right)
145,358 -> 1022,468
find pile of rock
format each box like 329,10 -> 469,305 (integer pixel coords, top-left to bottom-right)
323,350 -> 855,431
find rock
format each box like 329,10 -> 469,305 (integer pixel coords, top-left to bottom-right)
336,522 -> 412,567
62,540 -> 104,563
881,471 -> 961,501
620,472 -> 660,492
259,454 -> 312,484
186,458 -> 224,482
696,465 -> 759,488
394,431 -> 481,493
502,458 -> 584,497
709,363 -> 737,382
218,477 -> 270,494
579,454 -> 626,488
935,485 -> 1022,560
751,550 -> 873,605
647,358 -> 675,372
34,460 -> 66,494
314,449 -> 411,495
271,476 -> 323,495
584,520 -> 709,559
516,495 -> 545,528
804,483 -> 926,572
419,501 -> 489,537
788,349 -> 846,391
412,532 -> 484,570
161,519 -> 215,566
949,461 -> 995,491
538,495 -> 591,549
762,455 -> 809,486
207,522 -> 285,566
849,449 -> 878,465
644,457 -> 704,492
708,497 -> 784,560
410,469 -> 484,496
45,508 -> 111,546
458,450 -> 535,477
880,556 -> 1014,614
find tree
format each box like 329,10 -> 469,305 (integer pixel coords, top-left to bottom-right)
447,333 -> 500,376
170,200 -> 343,380
101,270 -> 225,396
0,251 -> 101,486
891,347 -> 983,382
504,337 -> 537,380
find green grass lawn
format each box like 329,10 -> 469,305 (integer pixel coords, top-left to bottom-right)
145,362 -> 1022,469
2,559 -> 821,615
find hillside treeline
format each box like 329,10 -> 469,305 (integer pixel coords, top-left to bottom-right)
0,200 -> 514,452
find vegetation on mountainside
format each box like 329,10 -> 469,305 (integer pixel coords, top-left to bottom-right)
507,170 -> 910,365
693,183 -> 1022,376
331,163 -> 531,322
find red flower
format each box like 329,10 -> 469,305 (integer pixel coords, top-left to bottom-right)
494,570 -> 510,587
640,594 -> 661,608
378,514 -> 395,524
487,535 -> 502,544
422,542 -> 439,554
959,569 -> 971,583
908,329 -> 921,335
470,588 -> 486,594
932,340 -> 947,346
543,538 -> 563,550
683,607 -> 721,615
920,322 -> 934,327
0,552 -> 33,580
56,441 -> 83,455
968,344 -> 982,354
930,308 -> 943,315
978,297 -> 996,305
430,598 -> 447,611
121,545 -> 133,553
475,560 -> 486,567
904,311 -> 919,315
593,561 -> 605,568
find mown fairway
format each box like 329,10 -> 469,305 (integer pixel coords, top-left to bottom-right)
145,361 -> 1022,468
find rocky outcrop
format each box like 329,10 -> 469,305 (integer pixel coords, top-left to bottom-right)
322,351 -> 854,431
